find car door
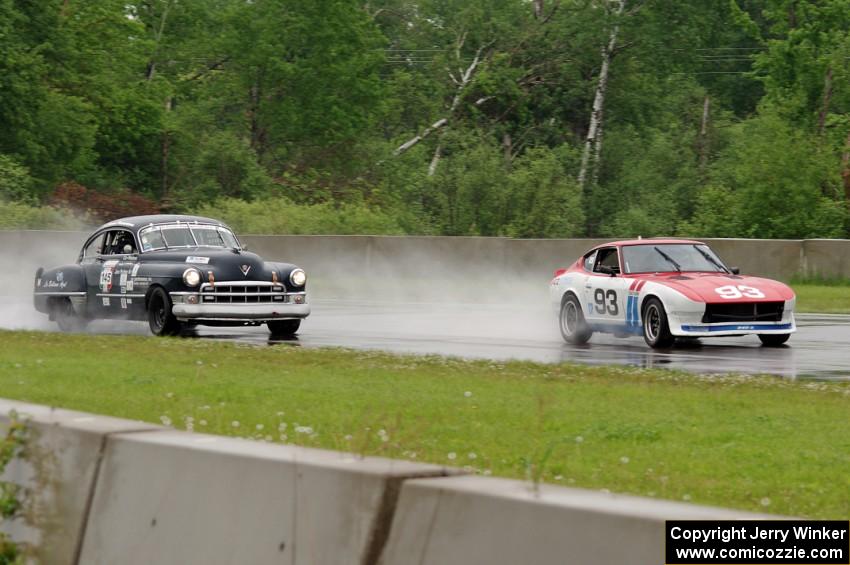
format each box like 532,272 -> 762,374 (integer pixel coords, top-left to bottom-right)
115,235 -> 143,317
583,247 -> 631,328
83,230 -> 129,317
79,231 -> 110,319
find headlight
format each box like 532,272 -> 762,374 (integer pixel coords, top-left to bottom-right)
289,268 -> 306,287
183,268 -> 202,287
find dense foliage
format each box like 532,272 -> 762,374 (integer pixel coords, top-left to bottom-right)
0,0 -> 848,237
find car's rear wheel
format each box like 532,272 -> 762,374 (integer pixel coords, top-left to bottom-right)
642,297 -> 675,349
758,333 -> 790,347
147,287 -> 182,336
51,298 -> 88,333
268,319 -> 301,337
559,294 -> 592,345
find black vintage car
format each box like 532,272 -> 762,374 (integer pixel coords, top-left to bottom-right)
33,215 -> 310,336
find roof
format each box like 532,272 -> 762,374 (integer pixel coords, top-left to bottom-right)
599,238 -> 705,247
97,215 -> 229,232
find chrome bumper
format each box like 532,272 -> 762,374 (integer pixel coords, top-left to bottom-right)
172,303 -> 310,321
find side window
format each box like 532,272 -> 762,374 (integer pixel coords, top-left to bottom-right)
103,230 -> 137,256
594,248 -> 621,274
82,234 -> 105,259
139,228 -> 166,251
583,251 -> 598,271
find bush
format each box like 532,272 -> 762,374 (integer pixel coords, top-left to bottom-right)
0,202 -> 86,230
49,181 -> 160,223
196,197 -> 406,235
0,155 -> 35,204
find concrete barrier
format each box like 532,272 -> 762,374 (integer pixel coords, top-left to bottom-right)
379,475 -> 775,565
2,399 -> 791,564
802,239 -> 850,279
78,430 -> 453,565
3,230 -> 849,283
703,238 -> 803,282
0,399 -> 157,565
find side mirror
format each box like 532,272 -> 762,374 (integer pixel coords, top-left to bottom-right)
730,267 -> 740,275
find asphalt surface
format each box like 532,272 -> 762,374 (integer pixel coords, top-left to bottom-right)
4,296 -> 849,380
181,300 -> 849,381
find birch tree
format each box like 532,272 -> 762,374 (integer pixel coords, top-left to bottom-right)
392,36 -> 490,176
577,0 -> 624,190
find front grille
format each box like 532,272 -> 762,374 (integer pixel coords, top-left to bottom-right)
702,302 -> 784,323
200,282 -> 288,304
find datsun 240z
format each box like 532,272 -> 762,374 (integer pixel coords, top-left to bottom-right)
33,215 -> 310,336
550,239 -> 795,348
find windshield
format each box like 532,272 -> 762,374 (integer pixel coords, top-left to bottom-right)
139,223 -> 240,251
621,244 -> 728,274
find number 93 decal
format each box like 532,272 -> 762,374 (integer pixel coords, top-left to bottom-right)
714,284 -> 765,299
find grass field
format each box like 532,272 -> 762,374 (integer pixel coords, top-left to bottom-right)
793,284 -> 850,314
1,330 -> 848,518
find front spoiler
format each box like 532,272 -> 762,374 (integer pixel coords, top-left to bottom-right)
675,322 -> 795,337
172,303 -> 311,322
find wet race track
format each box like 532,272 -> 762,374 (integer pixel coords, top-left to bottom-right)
66,300 -> 850,381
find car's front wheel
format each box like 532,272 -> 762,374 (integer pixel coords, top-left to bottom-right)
147,287 -> 182,336
642,297 -> 675,349
267,319 -> 301,337
51,298 -> 88,333
559,294 -> 592,345
758,333 -> 790,347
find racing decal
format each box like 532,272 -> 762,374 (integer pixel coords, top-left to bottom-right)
186,256 -> 210,264
99,260 -> 119,292
43,276 -> 68,290
625,280 -> 646,327
594,289 -> 618,316
119,263 -> 141,293
102,297 -> 110,306
714,284 -> 765,299
120,297 -> 127,309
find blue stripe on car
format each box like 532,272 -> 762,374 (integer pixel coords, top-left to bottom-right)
626,292 -> 639,328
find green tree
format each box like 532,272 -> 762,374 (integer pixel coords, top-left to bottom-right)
506,147 -> 584,238
686,111 -> 846,238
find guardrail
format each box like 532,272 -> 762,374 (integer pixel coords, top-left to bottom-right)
1,399 -> 776,565
2,231 -> 847,283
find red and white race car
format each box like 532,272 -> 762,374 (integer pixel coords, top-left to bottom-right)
549,239 -> 796,348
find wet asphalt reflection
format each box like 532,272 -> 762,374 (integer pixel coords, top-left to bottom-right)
185,301 -> 850,381
5,298 -> 848,380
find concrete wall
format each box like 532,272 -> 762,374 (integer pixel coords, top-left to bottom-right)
0,398 -> 157,565
379,476 -> 774,565
4,230 -> 845,283
2,399 -> 784,565
0,399 -> 453,565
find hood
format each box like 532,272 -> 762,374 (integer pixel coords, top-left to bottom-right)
640,273 -> 795,303
149,248 -> 270,282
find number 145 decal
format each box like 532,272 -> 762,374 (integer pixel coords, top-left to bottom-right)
714,285 -> 765,299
